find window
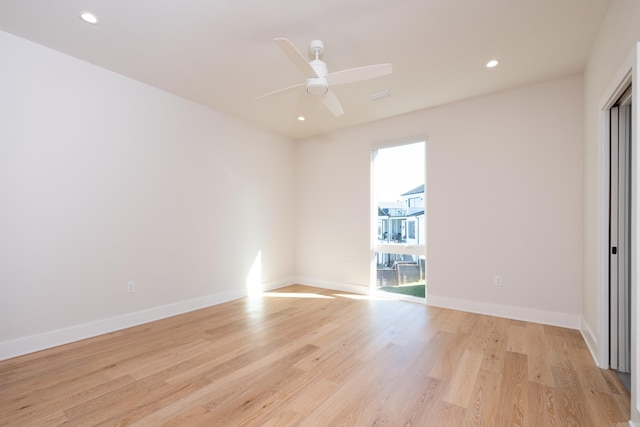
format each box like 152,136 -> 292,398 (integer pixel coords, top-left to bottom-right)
408,221 -> 416,239
371,139 -> 426,300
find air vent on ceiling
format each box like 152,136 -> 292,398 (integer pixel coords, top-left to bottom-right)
368,91 -> 392,102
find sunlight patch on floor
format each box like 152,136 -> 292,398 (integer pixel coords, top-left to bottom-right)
260,292 -> 334,299
331,293 -> 392,301
332,293 -> 372,300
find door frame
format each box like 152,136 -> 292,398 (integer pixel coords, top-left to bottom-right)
597,66 -> 633,369
596,43 -> 638,424
609,85 -> 632,373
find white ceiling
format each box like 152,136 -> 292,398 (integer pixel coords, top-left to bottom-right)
0,0 -> 611,140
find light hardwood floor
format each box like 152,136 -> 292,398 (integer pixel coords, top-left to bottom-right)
0,285 -> 630,426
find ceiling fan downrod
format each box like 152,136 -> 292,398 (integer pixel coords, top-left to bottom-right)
306,40 -> 328,95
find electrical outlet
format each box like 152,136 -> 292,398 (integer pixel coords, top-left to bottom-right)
126,281 -> 136,293
494,275 -> 503,286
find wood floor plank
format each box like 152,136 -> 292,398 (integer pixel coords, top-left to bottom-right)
497,351 -> 527,427
428,329 -> 471,382
507,323 -> 528,354
524,323 -> 555,386
570,346 -> 616,394
442,348 -> 484,408
463,368 -> 503,427
285,378 -> 340,418
431,401 -> 467,426
253,409 -> 303,427
95,377 -> 212,426
526,381 -> 559,427
1,375 -> 134,426
551,365 -> 594,426
547,334 -> 575,370
479,316 -> 509,374
0,285 -> 630,426
307,343 -> 411,426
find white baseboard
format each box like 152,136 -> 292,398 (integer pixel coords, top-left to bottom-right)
0,278 -> 296,362
0,279 -> 586,361
580,317 -> 605,368
427,294 -> 581,330
295,281 -> 581,330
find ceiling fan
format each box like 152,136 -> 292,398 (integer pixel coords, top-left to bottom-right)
256,38 -> 392,117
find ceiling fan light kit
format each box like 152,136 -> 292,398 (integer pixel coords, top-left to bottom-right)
257,38 -> 392,117
306,77 -> 328,95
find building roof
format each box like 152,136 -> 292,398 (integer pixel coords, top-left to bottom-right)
401,184 -> 424,196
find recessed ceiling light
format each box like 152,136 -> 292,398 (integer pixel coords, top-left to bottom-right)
297,116 -> 305,121
486,59 -> 499,68
79,12 -> 99,24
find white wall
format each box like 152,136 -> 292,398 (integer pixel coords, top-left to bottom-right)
581,1 -> 640,423
0,31 -> 296,359
296,75 -> 584,327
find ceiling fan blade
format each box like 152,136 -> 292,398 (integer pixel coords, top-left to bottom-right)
323,90 -> 344,117
274,38 -> 319,78
255,82 -> 305,100
327,63 -> 392,86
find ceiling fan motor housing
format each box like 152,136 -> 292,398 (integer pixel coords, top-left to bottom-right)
307,59 -> 328,95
